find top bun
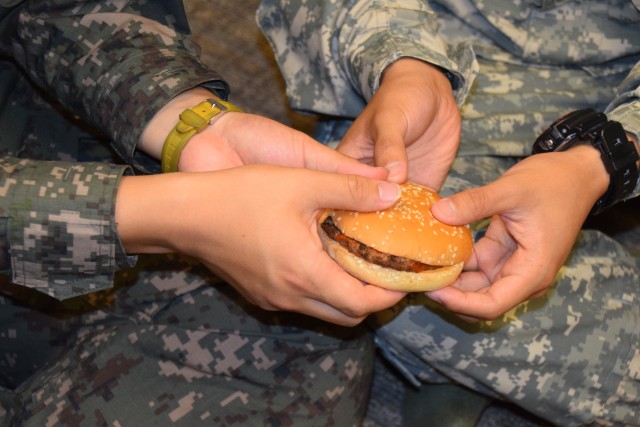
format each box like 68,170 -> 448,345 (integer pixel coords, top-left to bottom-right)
328,183 -> 473,266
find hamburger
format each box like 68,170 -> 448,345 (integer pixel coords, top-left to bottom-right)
318,183 -> 473,292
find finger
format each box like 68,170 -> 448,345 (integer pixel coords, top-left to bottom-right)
302,284 -> 406,326
220,257 -> 393,327
307,254 -> 407,320
449,271 -> 492,292
431,181 -> 521,226
463,216 -> 516,274
339,111 -> 409,183
239,284 -> 369,327
336,124 -> 373,163
291,278 -> 406,326
370,114 -> 410,183
313,173 -> 402,212
426,272 -> 539,321
328,275 -> 407,317
374,136 -> 409,184
303,140 -> 389,180
292,298 -> 369,327
270,246 -> 406,325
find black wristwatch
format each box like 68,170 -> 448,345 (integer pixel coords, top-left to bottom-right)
532,109 -> 639,215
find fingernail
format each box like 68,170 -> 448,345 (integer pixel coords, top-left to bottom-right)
378,182 -> 401,203
433,197 -> 456,219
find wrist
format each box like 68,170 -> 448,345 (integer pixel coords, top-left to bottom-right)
382,58 -> 452,90
177,113 -> 234,171
532,109 -> 639,214
139,87 -> 216,159
115,174 -> 190,254
564,144 -> 610,206
160,98 -> 243,173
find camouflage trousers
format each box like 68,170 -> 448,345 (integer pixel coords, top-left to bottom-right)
370,226 -> 640,427
0,255 -> 373,427
354,59 -> 639,426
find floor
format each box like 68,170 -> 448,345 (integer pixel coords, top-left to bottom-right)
183,0 -> 317,133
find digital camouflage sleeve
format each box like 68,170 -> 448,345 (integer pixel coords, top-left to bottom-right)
0,0 -> 229,298
258,0 -> 479,115
257,0 -> 640,199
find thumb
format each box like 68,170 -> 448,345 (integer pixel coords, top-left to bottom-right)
317,173 -> 402,213
373,128 -> 409,184
306,140 -> 390,180
432,184 -> 501,226
340,111 -> 410,183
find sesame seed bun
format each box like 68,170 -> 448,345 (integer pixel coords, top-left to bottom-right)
318,183 -> 473,292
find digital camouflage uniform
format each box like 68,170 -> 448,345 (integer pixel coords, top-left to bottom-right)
0,1 -> 373,426
1,0 -> 639,427
258,0 -> 640,426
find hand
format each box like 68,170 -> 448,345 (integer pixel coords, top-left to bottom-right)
337,58 -> 461,190
140,88 -> 382,177
427,145 -> 609,321
180,111 -> 381,176
116,165 -> 406,326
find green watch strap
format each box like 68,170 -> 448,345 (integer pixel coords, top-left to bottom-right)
160,98 -> 243,173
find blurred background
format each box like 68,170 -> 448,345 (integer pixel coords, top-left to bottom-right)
184,0 -> 317,134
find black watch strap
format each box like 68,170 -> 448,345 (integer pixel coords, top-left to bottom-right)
532,109 -> 639,215
592,120 -> 639,214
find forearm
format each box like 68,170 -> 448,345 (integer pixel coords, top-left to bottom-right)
3,0 -> 227,172
115,174 -> 186,254
566,145 -> 611,207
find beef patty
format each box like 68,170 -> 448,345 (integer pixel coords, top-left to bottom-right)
320,216 -> 437,273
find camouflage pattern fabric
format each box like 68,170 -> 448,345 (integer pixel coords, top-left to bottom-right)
259,0 -> 640,425
258,0 -> 640,199
370,228 -> 640,426
0,0 -> 638,426
0,255 -> 373,426
0,0 -> 229,173
0,0 -> 229,297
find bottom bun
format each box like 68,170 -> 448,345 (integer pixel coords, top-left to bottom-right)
319,227 -> 463,292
